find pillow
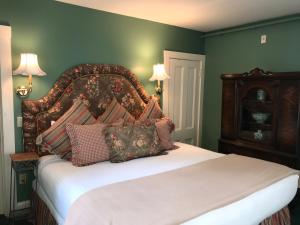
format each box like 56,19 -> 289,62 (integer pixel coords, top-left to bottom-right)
139,98 -> 163,121
65,119 -> 124,166
104,123 -> 163,163
96,118 -> 125,127
136,117 -> 175,150
36,100 -> 96,158
66,123 -> 109,166
98,97 -> 135,123
154,117 -> 175,150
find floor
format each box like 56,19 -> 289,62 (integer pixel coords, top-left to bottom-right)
0,194 -> 299,225
290,192 -> 300,225
0,215 -> 32,225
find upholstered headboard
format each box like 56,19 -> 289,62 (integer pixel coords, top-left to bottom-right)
22,64 -> 150,152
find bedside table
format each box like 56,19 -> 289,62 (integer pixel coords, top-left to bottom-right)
9,152 -> 39,224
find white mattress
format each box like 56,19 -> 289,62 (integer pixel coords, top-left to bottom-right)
36,142 -> 299,225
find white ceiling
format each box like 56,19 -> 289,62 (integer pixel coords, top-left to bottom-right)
57,0 -> 300,32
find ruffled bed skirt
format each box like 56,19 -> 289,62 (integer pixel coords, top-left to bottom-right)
32,192 -> 57,225
260,207 -> 291,225
32,192 -> 291,225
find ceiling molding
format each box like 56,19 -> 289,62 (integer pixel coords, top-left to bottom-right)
202,14 -> 300,37
56,0 -> 300,32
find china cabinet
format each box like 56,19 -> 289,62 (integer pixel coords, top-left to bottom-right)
219,68 -> 300,169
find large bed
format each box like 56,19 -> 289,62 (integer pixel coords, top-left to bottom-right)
22,64 -> 299,225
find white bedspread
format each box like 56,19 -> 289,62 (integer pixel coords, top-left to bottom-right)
36,143 -> 299,225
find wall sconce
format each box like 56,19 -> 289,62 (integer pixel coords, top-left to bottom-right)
13,53 -> 46,97
149,64 -> 170,95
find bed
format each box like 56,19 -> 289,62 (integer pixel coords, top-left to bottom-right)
22,64 -> 299,225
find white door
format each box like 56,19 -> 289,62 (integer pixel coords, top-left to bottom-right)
0,25 -> 15,215
0,63 -> 3,214
163,51 -> 205,146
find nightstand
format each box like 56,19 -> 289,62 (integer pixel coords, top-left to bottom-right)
9,152 -> 39,224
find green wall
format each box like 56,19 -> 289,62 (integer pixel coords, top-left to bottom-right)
3,0 -> 300,201
0,0 -> 204,201
0,0 -> 204,153
202,18 -> 300,151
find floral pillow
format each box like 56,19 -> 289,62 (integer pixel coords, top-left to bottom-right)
104,123 -> 164,163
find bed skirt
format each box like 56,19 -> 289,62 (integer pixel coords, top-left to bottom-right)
32,192 -> 57,225
32,191 -> 291,225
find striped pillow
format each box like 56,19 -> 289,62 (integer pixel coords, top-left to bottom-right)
139,99 -> 163,121
98,97 -> 135,123
36,100 -> 96,158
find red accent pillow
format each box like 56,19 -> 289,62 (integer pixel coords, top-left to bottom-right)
155,117 -> 175,150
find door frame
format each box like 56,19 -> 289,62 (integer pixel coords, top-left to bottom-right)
163,50 -> 205,147
0,25 -> 15,215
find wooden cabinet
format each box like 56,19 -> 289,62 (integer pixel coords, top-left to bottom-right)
219,68 -> 300,169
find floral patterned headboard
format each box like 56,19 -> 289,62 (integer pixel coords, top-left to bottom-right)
22,64 -> 150,152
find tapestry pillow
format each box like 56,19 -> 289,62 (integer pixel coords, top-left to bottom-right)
98,97 -> 135,123
36,100 -> 96,158
66,123 -> 109,166
139,98 -> 163,121
104,123 -> 163,163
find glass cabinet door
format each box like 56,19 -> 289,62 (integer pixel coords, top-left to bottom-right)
239,87 -> 273,144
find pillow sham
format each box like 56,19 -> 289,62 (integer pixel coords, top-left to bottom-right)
98,97 -> 135,123
139,98 -> 163,121
104,123 -> 163,163
36,100 -> 96,158
66,123 -> 109,166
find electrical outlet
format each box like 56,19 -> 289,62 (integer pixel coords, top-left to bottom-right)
261,35 -> 267,44
17,116 -> 23,127
19,173 -> 27,185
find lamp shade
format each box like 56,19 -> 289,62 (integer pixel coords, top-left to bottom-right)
149,64 -> 170,81
13,53 -> 46,76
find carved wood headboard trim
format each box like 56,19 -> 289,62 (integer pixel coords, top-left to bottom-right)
22,64 -> 150,152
